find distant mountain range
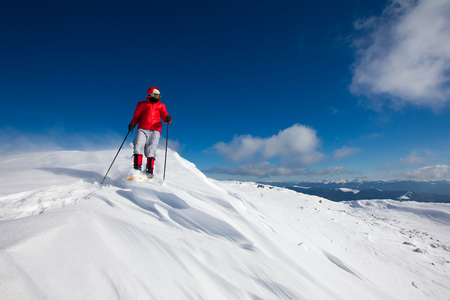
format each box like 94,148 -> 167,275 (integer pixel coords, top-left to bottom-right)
263,180 -> 450,203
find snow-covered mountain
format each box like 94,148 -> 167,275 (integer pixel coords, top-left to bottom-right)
1,147 -> 449,299
276,179 -> 450,196
268,180 -> 450,203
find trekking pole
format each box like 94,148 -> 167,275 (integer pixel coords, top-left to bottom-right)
101,129 -> 131,184
163,122 -> 169,181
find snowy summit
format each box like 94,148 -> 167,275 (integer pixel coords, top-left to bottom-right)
0,146 -> 449,299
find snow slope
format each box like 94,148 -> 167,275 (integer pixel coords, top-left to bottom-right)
0,147 -> 449,299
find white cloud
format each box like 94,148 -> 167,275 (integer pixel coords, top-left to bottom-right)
308,166 -> 348,175
329,107 -> 339,114
205,162 -> 307,177
161,138 -> 184,154
405,164 -> 449,179
333,146 -> 361,160
351,0 -> 450,109
205,164 -> 354,178
0,127 -> 156,156
398,151 -> 424,166
212,135 -> 264,163
0,127 -> 63,155
211,124 -> 325,166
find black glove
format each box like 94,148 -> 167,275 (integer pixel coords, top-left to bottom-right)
166,115 -> 172,123
128,123 -> 135,131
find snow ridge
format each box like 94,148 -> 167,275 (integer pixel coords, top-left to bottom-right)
0,148 -> 449,299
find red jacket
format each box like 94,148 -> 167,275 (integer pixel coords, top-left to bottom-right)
130,97 -> 169,132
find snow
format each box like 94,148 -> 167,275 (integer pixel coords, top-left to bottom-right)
1,147 -> 449,300
398,191 -> 413,200
293,185 -> 311,189
339,187 -> 360,194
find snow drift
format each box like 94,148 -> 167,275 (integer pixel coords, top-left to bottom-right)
0,146 -> 449,299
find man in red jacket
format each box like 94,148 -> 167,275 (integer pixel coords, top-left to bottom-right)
128,87 -> 172,177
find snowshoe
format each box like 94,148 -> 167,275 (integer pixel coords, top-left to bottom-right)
127,169 -> 149,182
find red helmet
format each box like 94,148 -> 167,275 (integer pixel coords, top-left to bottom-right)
147,87 -> 161,98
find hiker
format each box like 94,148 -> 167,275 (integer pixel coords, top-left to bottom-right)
128,87 -> 172,177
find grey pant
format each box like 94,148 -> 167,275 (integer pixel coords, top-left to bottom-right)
133,129 -> 161,158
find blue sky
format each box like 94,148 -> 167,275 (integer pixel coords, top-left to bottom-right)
1,0 -> 449,181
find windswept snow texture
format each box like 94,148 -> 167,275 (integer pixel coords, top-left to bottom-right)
1,147 -> 449,299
